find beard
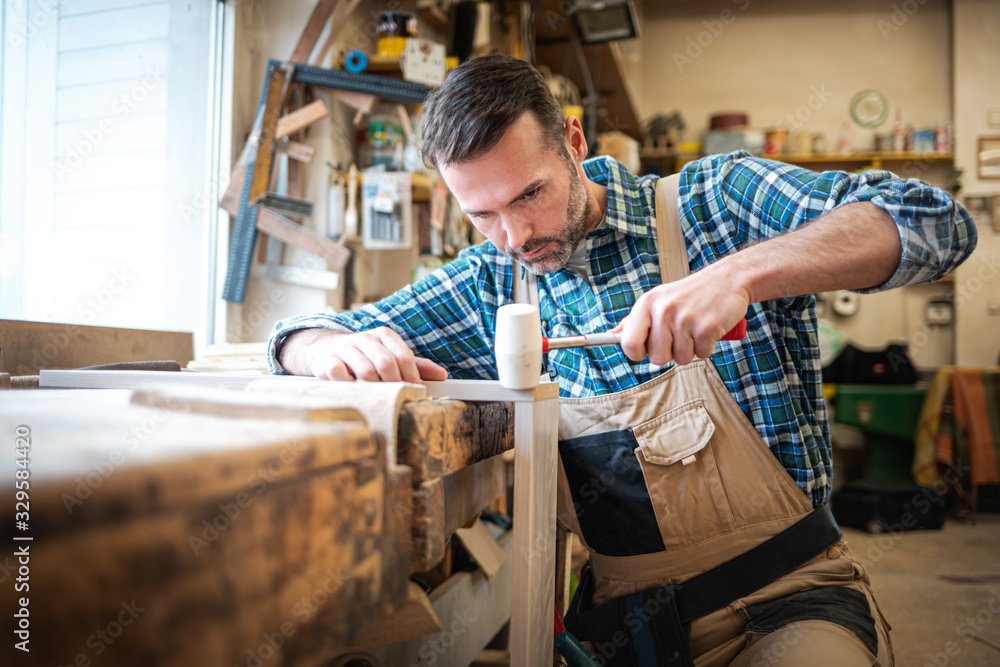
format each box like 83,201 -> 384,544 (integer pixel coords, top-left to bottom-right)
511,164 -> 591,275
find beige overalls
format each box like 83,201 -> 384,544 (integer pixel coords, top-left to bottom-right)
514,175 -> 893,666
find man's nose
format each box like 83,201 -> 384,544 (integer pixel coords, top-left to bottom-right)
502,215 -> 531,251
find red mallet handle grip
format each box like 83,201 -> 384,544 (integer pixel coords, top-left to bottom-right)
543,318 -> 747,353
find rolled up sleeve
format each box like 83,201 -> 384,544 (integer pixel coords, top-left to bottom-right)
842,175 -> 978,292
687,152 -> 978,293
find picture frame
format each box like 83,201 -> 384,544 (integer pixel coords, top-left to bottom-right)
977,136 -> 1000,180
965,195 -> 999,234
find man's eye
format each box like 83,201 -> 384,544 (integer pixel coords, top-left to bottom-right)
523,188 -> 539,199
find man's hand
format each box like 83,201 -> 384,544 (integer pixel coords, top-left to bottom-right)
617,201 -> 903,366
278,327 -> 448,382
617,263 -> 750,366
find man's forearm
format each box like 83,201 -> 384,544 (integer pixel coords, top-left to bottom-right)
720,202 -> 902,304
277,328 -> 348,376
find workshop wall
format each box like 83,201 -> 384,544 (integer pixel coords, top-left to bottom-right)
953,0 -> 1000,367
639,0 -> 952,152
637,0 -> 963,370
227,0 -> 444,343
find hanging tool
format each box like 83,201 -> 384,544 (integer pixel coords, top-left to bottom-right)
554,607 -> 601,667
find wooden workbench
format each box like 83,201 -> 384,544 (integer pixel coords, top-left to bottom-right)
2,375 -> 558,666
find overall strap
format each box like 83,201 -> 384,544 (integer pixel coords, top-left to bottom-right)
654,173 -> 689,284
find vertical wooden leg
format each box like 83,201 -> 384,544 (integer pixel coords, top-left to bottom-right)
511,395 -> 559,666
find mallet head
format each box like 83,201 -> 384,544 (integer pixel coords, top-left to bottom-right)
495,304 -> 543,389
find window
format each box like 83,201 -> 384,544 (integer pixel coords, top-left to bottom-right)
0,0 -> 231,351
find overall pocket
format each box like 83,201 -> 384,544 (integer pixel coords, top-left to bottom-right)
633,398 -> 737,548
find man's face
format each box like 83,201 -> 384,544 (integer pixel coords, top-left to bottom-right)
439,113 -> 592,275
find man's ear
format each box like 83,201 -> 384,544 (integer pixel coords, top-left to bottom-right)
564,115 -> 588,162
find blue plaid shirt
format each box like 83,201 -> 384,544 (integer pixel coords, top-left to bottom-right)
268,152 -> 977,505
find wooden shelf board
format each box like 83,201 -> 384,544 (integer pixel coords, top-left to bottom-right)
642,150 -> 954,163
765,151 -> 954,163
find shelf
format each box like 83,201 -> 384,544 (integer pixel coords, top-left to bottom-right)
765,152 -> 954,164
641,149 -> 954,162
642,149 -> 954,175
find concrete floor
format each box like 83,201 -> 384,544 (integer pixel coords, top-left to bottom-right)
842,514 -> 1000,666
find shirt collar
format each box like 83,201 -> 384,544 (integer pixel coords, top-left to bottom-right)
582,155 -> 656,239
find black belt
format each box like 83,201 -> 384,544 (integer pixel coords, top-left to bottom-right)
564,505 -> 843,667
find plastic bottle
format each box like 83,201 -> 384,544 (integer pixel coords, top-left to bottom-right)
839,122 -> 851,155
893,109 -> 905,153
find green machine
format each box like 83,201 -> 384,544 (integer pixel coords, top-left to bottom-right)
833,385 -> 928,482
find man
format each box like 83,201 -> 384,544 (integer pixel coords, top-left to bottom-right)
269,55 -> 976,665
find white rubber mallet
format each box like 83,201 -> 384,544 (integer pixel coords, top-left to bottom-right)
495,304 -> 747,389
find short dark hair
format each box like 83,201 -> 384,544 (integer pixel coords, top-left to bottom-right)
420,55 -> 568,171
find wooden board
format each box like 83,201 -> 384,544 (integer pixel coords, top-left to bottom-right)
510,397 -> 560,665
456,519 -> 508,580
397,399 -> 513,484
423,378 -> 559,402
312,0 -> 365,67
248,65 -> 289,204
289,0 -> 341,64
0,319 -> 193,376
129,385 -> 367,424
410,455 -> 506,572
348,582 -> 442,650
39,369 -> 292,390
276,139 -> 316,162
275,99 -> 329,140
374,531 -> 515,667
256,208 -> 351,269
